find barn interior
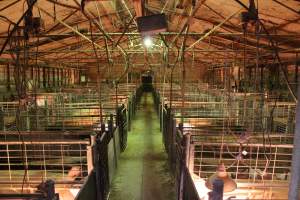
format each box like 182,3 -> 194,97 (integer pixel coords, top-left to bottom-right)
0,0 -> 300,200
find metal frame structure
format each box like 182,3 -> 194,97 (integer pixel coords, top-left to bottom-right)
154,81 -> 297,199
0,82 -> 139,199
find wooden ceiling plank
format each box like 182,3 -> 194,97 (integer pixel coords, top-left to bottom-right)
186,8 -> 242,51
0,0 -> 19,12
46,0 -> 80,10
272,0 -> 300,15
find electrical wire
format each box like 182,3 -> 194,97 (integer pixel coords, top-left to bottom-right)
5,1 -> 37,190
235,0 -> 297,102
0,0 -> 37,56
34,31 -> 45,183
89,21 -> 103,124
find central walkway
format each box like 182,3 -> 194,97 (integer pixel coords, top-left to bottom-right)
109,92 -> 175,200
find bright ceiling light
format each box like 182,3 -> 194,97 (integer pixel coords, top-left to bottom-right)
143,36 -> 153,47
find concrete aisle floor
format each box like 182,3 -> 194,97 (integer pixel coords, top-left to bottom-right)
109,92 -> 175,200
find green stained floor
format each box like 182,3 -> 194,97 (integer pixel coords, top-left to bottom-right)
109,92 -> 175,200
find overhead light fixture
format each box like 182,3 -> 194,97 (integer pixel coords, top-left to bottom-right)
205,163 -> 237,193
143,36 -> 153,48
137,14 -> 167,36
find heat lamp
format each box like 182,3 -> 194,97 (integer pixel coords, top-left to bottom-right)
205,163 -> 237,193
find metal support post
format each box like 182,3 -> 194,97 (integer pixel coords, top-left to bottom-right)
6,64 -> 10,91
288,82 -> 300,200
37,66 -> 40,88
52,68 -> 56,87
43,67 -> 46,88
47,68 -> 51,88
0,109 -> 4,131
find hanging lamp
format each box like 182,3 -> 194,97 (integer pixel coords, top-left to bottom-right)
205,163 -> 237,193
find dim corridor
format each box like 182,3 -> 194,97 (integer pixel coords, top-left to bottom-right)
108,92 -> 175,200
